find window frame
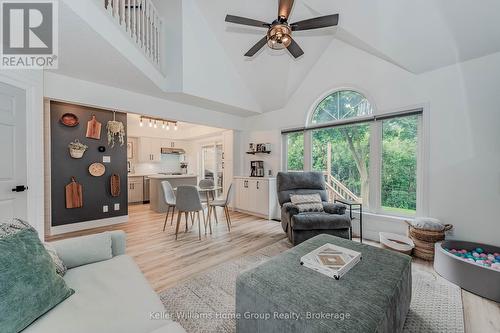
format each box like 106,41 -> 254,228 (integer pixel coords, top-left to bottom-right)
283,89 -> 429,218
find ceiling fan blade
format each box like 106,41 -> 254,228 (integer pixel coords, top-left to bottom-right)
244,36 -> 268,57
278,0 -> 294,20
291,14 -> 339,31
287,39 -> 304,58
225,15 -> 270,28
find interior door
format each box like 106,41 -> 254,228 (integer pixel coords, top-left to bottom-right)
0,82 -> 27,220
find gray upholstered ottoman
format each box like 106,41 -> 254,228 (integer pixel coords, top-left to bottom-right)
236,234 -> 412,333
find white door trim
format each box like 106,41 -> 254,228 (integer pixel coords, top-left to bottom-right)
0,71 -> 44,239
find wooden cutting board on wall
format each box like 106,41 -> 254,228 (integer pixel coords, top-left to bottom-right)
110,174 -> 120,197
65,177 -> 83,209
86,115 -> 102,140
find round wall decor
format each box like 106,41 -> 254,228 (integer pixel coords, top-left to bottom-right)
60,113 -> 79,127
88,163 -> 106,177
98,146 -> 106,153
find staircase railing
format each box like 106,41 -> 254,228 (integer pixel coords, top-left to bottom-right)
324,142 -> 361,203
104,0 -> 162,66
324,172 -> 361,203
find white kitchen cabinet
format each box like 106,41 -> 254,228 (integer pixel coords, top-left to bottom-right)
233,177 -> 278,220
138,137 -> 162,162
128,176 -> 144,203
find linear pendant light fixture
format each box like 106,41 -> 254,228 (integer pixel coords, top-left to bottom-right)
140,116 -> 179,131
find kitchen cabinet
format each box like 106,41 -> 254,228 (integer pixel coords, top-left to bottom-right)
234,177 -> 278,219
128,176 -> 144,203
138,137 -> 161,162
138,137 -> 164,162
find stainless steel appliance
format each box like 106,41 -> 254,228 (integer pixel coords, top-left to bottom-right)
161,147 -> 186,155
143,176 -> 150,203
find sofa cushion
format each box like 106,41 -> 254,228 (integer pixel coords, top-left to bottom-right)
291,212 -> 351,230
24,255 -> 180,333
0,219 -> 74,333
52,232 -> 112,269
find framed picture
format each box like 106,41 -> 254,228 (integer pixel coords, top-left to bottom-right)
127,141 -> 134,159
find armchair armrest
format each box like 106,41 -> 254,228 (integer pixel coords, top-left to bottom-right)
323,202 -> 347,215
51,231 -> 126,269
282,202 -> 300,216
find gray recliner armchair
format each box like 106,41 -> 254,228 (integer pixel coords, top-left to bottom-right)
277,172 -> 352,246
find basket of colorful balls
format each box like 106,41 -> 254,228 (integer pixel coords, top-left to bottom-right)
434,240 -> 500,303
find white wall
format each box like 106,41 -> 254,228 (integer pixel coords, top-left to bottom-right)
44,72 -> 246,130
241,39 -> 500,246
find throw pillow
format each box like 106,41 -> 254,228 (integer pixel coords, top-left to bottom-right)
44,242 -> 68,277
408,217 -> 444,231
290,194 -> 324,213
0,219 -> 74,333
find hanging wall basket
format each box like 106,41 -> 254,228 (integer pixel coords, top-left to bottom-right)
68,140 -> 88,159
107,111 -> 125,148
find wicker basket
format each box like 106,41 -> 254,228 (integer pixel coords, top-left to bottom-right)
413,247 -> 435,261
408,224 -> 453,243
69,148 -> 85,159
406,221 -> 453,261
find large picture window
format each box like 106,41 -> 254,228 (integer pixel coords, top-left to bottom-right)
286,132 -> 304,171
284,89 -> 423,217
381,115 -> 418,215
312,124 -> 370,208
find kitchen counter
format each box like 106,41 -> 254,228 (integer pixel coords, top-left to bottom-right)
127,173 -> 153,177
149,175 -> 198,213
148,174 -> 198,179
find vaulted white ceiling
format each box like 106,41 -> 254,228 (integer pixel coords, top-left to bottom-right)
177,0 -> 500,112
54,0 -> 500,117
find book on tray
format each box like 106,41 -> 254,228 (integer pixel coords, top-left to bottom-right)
300,243 -> 362,280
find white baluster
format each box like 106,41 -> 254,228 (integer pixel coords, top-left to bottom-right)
158,19 -> 162,64
126,0 -> 131,32
134,0 -> 141,42
120,0 -> 125,25
142,0 -> 149,54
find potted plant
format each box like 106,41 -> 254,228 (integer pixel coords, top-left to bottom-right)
68,140 -> 88,159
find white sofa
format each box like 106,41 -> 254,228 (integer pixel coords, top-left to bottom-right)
25,231 -> 185,333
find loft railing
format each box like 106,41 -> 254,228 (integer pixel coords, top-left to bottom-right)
104,0 -> 162,66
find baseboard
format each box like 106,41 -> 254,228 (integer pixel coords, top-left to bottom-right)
49,215 -> 129,235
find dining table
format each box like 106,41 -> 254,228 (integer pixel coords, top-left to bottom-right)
174,185 -> 222,230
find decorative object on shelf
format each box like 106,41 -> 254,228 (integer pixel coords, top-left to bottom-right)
127,141 -> 133,159
406,218 -> 453,261
65,177 -> 83,209
98,146 -> 106,153
88,162 -> 106,177
110,174 -> 120,197
250,160 -> 265,177
60,113 -> 79,127
246,142 -> 271,154
68,140 -> 88,159
86,115 -> 102,140
106,111 -> 125,148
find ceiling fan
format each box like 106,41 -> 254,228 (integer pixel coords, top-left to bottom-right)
225,0 -> 339,58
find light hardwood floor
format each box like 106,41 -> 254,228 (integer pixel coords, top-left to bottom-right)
47,204 -> 500,333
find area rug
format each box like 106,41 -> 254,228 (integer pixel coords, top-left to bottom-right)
159,239 -> 465,333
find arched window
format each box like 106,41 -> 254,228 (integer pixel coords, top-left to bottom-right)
310,90 -> 373,125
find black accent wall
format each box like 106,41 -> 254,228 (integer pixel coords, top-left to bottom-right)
50,102 -> 128,226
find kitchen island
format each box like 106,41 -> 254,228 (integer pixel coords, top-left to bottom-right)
149,174 -> 198,213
